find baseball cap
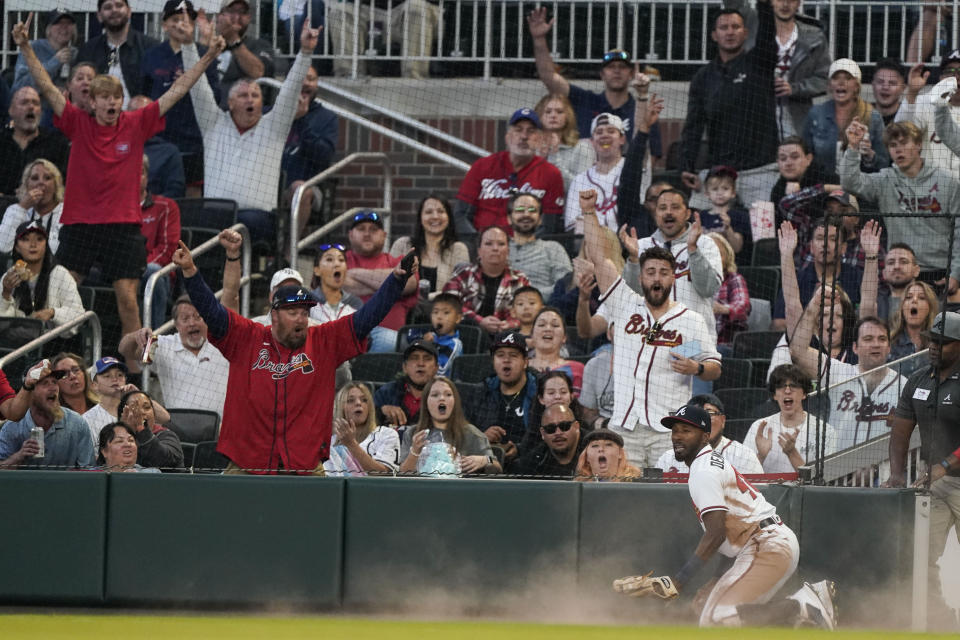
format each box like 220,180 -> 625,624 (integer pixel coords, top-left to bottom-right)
349,210 -> 384,230
825,189 -> 860,212
489,330 -> 527,355
94,357 -> 128,377
829,58 -> 862,82
15,220 -> 48,241
47,9 -> 75,26
271,285 -> 319,310
508,108 -> 542,130
660,404 -> 712,432
162,0 -> 198,21
269,267 -> 304,291
220,0 -> 250,11
601,49 -> 631,67
403,339 -> 438,361
581,428 -> 625,448
590,113 -> 626,136
707,165 -> 738,181
923,311 -> 960,342
941,49 -> 960,70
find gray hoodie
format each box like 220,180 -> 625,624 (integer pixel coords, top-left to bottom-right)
839,146 -> 960,280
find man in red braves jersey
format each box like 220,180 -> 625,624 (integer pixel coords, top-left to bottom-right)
172,240 -> 417,475
454,108 -> 565,235
581,190 -> 721,467
12,13 -> 224,338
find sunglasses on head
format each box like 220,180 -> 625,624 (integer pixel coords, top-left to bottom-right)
272,292 -> 314,309
318,243 -> 346,253
603,50 -> 630,64
353,211 -> 381,224
541,420 -> 575,434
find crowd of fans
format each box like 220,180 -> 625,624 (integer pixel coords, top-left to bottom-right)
0,2 -> 958,492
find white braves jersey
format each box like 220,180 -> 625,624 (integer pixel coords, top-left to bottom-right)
564,159 -> 624,234
324,425 -> 401,475
819,360 -> 906,451
635,232 -> 723,343
744,412 -> 838,474
597,279 -> 721,432
656,436 -> 764,475
689,444 -> 778,557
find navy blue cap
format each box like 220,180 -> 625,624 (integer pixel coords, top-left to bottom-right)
508,108 -> 542,129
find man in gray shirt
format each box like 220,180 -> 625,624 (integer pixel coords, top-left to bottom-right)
508,192 -> 572,298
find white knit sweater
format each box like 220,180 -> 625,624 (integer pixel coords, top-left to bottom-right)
183,44 -> 311,212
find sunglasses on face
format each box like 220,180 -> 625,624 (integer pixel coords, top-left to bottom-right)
512,206 -> 538,214
49,370 -> 68,380
541,420 -> 575,434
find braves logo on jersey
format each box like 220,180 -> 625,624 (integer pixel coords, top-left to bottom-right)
623,316 -> 683,347
836,390 -> 892,423
252,349 -> 315,380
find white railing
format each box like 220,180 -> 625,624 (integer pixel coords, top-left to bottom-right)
0,310 -> 102,369
4,2 -> 954,78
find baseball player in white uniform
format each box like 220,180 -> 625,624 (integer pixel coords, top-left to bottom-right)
656,394 -> 763,475
581,188 -> 722,466
613,404 -> 837,629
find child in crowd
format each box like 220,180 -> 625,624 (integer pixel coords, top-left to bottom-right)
511,285 -> 544,340
708,232 -> 751,352
422,292 -> 464,377
698,165 -> 753,266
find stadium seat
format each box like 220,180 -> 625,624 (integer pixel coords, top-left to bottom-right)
350,353 -> 402,383
395,324 -> 486,354
751,237 -> 779,266
714,358 -> 753,391
739,266 -> 780,303
732,330 -> 783,359
192,441 -> 229,474
749,358 -> 772,387
166,409 -> 220,444
723,418 -> 755,444
175,198 -> 238,235
455,381 -> 484,402
179,442 -> 196,471
451,354 -> 494,383
715,388 -> 772,421
0,317 -> 43,350
747,298 -> 771,332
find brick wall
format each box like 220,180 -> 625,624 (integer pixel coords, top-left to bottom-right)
331,116 -> 684,241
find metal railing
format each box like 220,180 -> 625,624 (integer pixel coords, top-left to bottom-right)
5,1 -> 954,77
0,310 -> 102,370
287,152 -> 394,267
143,223 -> 252,331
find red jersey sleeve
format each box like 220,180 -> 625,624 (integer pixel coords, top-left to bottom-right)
541,162 -> 565,215
52,100 -> 84,139
211,308 -> 269,359
456,158 -> 484,206
312,313 -> 367,364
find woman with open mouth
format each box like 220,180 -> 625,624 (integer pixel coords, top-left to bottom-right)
324,382 -> 399,476
95,422 -> 160,473
0,159 -> 65,254
527,307 -> 584,395
889,280 -> 939,377
309,242 -> 364,325
398,377 -> 501,476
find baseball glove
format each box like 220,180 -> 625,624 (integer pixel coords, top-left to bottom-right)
613,571 -> 679,600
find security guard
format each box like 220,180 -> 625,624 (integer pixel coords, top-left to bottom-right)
889,311 -> 960,630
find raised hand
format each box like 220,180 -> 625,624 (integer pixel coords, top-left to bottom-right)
631,70 -> 651,96
646,93 -> 664,128
907,63 -> 930,97
172,240 -> 198,277
579,188 -> 598,214
618,224 -> 640,260
845,120 -> 868,148
300,23 -> 321,53
754,421 -> 772,461
196,9 -> 213,46
333,417 -> 357,446
205,34 -> 227,58
860,219 -> 882,258
687,210 -> 703,250
778,220 -> 798,256
218,228 -> 243,258
11,13 -> 33,48
526,7 -> 554,39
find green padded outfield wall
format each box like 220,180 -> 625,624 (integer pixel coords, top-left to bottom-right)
0,471 -> 107,603
104,474 -> 345,606
0,471 -> 920,627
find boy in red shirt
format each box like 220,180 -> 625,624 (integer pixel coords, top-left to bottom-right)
12,12 -> 224,337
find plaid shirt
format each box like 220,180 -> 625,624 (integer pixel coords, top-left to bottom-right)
442,262 -> 531,327
716,272 -> 751,345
